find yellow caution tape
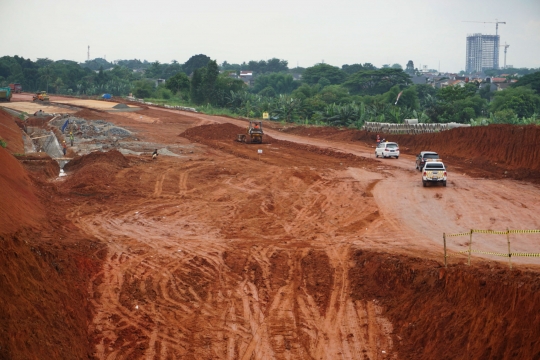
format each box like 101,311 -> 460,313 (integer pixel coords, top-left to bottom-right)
446,232 -> 470,237
511,253 -> 540,257
447,229 -> 540,237
472,229 -> 508,235
509,230 -> 540,234
471,250 -> 509,257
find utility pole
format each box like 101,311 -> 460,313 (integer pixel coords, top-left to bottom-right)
87,46 -> 90,61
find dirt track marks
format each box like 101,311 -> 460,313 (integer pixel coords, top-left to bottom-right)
68,156 -> 401,359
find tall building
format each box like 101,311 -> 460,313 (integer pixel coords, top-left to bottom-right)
466,33 -> 500,73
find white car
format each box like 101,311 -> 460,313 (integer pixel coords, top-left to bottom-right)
375,142 -> 400,159
422,161 -> 447,187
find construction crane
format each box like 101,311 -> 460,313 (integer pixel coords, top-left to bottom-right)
463,19 -> 506,35
500,42 -> 510,69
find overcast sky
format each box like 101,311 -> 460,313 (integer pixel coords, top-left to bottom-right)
1,0 -> 539,72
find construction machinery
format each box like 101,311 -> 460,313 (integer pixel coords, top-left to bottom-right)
9,83 -> 22,93
500,42 -> 510,69
33,91 -> 50,102
0,87 -> 12,102
462,19 -> 506,35
237,121 -> 263,144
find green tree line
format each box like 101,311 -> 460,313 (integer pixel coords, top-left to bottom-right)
1,54 -> 539,126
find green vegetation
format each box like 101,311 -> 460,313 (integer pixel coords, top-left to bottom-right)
0,139 -> 7,148
1,54 -> 538,127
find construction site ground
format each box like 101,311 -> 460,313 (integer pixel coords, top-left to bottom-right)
1,94 -> 540,360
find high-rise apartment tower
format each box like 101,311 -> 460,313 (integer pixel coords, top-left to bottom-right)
466,33 -> 500,72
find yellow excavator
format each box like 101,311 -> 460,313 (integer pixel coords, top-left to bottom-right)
237,121 -> 263,144
33,91 -> 50,102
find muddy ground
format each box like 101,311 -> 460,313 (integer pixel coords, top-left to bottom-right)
1,98 -> 540,360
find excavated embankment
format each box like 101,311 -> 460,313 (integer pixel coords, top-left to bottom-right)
348,250 -> 540,360
1,109 -> 539,359
0,147 -> 106,360
282,124 -> 540,182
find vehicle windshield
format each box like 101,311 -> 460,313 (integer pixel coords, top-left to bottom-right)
424,153 -> 439,159
426,164 -> 444,169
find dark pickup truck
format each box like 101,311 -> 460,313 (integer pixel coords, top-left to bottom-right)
416,151 -> 439,171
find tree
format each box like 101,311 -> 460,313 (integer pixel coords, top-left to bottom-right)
438,83 -> 477,102
512,71 -> 540,94
190,68 -> 205,104
165,72 -> 190,94
490,87 -> 540,118
252,73 -> 299,95
53,77 -> 64,94
391,63 -> 403,69
385,85 -> 419,110
38,66 -> 54,92
405,60 -> 415,75
183,54 -> 211,76
203,60 -> 219,104
133,80 -> 154,99
302,63 -> 346,85
343,68 -> 411,95
362,63 -> 377,70
341,64 -> 364,75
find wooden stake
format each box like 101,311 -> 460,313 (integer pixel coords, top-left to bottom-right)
468,229 -> 473,266
507,228 -> 512,270
443,233 -> 447,268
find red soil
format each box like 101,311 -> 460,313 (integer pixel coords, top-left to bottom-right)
349,250 -> 540,359
0,108 -> 24,153
181,123 -> 380,170
0,148 -> 44,235
281,124 -> 540,182
1,100 -> 540,359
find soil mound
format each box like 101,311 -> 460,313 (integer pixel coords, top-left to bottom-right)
73,108 -> 104,120
181,122 -> 267,142
0,108 -> 24,153
181,123 -> 379,169
112,103 -> 130,109
14,152 -> 60,179
65,149 -> 129,172
63,150 -> 130,194
26,116 -> 54,127
0,148 -> 44,235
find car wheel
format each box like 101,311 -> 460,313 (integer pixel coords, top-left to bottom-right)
395,156 -> 399,159
443,181 -> 447,187
423,181 -> 427,187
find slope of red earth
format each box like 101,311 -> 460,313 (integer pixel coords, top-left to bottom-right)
0,108 -> 24,154
280,124 -> 540,183
0,148 -> 105,359
349,251 -> 540,360
2,98 -> 540,360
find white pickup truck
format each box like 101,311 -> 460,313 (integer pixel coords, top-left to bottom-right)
422,160 -> 447,187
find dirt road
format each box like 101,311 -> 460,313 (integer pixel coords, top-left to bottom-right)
4,95 -> 540,359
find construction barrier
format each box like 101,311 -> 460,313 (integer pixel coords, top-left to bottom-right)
363,121 -> 470,135
443,229 -> 540,269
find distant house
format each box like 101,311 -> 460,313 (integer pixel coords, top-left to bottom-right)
448,80 -> 466,87
239,71 -> 254,86
292,73 -> 302,81
490,77 -> 507,83
411,75 -> 429,85
222,70 -> 239,79
490,82 -> 512,92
